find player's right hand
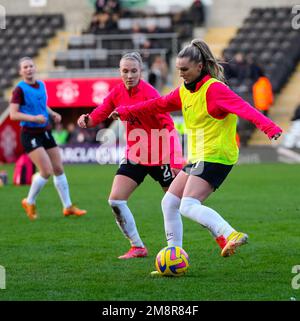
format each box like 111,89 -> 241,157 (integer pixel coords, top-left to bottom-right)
35,115 -> 47,124
109,111 -> 120,120
77,114 -> 90,128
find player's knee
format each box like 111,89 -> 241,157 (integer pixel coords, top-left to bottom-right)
179,197 -> 201,218
40,169 -> 52,179
161,192 -> 180,212
53,167 -> 64,176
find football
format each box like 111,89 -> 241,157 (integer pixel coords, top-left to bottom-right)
155,246 -> 189,277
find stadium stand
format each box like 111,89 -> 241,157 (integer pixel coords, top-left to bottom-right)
224,7 -> 300,94
0,14 -> 65,110
222,7 -> 300,146
53,4 -> 194,74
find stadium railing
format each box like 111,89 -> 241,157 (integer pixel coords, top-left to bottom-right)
53,33 -> 177,72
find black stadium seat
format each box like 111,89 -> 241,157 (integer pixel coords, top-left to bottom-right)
252,41 -> 265,53
7,38 -> 19,48
16,27 -> 28,39
260,30 -> 273,41
239,42 -> 252,54
49,14 -> 64,29
1,28 -> 15,40
0,38 -> 5,48
23,46 -> 39,58
12,17 -> 25,29
259,51 -> 273,64
0,77 -> 13,90
7,67 -> 18,78
224,6 -> 300,93
33,37 -> 48,48
26,16 -> 37,28
261,11 -> 274,22
36,17 -> 48,28
267,41 -> 279,52
41,27 -> 55,39
11,47 -> 24,60
19,37 -> 32,48
247,31 -> 259,41
254,21 -> 269,30
0,14 -> 65,93
223,6 -> 300,145
272,30 -> 286,41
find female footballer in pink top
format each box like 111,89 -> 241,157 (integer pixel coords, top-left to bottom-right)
78,52 -> 183,259
111,40 -> 282,262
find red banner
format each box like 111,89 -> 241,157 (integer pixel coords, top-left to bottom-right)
0,78 -> 123,163
0,113 -> 23,163
44,78 -> 122,108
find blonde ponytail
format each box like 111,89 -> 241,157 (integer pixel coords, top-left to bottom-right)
178,39 -> 226,83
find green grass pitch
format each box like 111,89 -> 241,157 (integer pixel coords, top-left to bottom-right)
0,163 -> 299,301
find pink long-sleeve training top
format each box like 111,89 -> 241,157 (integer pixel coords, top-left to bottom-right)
116,75 -> 282,140
89,79 -> 183,168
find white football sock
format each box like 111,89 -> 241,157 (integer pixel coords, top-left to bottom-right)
53,173 -> 72,209
27,173 -> 48,204
108,199 -> 144,248
161,192 -> 183,247
179,197 -> 234,238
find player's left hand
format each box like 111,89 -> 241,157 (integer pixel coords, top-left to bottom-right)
271,132 -> 282,140
52,111 -> 62,123
109,111 -> 120,120
171,167 -> 181,178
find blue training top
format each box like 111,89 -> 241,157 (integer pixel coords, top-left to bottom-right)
17,80 -> 49,128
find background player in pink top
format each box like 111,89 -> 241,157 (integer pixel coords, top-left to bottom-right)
111,40 -> 282,263
78,52 -> 183,259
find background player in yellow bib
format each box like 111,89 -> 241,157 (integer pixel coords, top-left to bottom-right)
110,39 -> 282,257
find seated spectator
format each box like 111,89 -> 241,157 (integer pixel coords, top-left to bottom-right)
131,23 -> 147,49
189,0 -> 205,26
146,22 -> 160,34
66,123 -> 78,144
89,13 -> 101,33
110,12 -> 120,30
247,53 -> 263,84
88,14 -> 116,34
140,39 -> 153,64
148,55 -> 169,93
67,122 -> 97,144
95,0 -> 108,14
230,52 -> 250,83
105,0 -> 121,15
96,12 -> 116,33
219,54 -> 235,83
52,123 -> 69,146
252,68 -> 273,116
75,128 -> 86,143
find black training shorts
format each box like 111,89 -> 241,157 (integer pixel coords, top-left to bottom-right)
183,161 -> 233,190
116,161 -> 174,187
21,129 -> 57,154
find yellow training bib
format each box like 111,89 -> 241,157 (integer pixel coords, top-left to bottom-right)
180,78 -> 238,165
